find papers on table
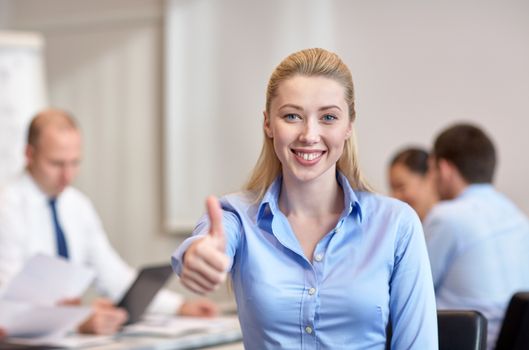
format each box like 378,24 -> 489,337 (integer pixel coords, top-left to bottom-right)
0,299 -> 91,341
121,315 -> 243,350
4,329 -> 112,349
122,315 -> 240,337
0,254 -> 95,344
1,253 -> 95,305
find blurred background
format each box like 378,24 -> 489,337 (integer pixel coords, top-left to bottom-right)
1,0 -> 528,300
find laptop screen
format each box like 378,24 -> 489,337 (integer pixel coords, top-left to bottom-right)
116,264 -> 173,325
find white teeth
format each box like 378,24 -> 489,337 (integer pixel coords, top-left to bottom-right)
296,152 -> 322,161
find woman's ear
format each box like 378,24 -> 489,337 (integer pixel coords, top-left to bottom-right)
263,111 -> 273,138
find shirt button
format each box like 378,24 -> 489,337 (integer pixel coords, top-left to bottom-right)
314,253 -> 324,262
305,326 -> 313,334
308,287 -> 316,295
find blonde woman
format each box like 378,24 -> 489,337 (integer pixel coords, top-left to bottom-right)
172,48 -> 437,349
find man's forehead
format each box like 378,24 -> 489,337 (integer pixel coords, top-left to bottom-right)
35,126 -> 81,152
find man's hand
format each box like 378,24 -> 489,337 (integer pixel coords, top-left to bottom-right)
178,298 -> 219,318
78,298 -> 128,335
57,297 -> 82,306
180,196 -> 230,294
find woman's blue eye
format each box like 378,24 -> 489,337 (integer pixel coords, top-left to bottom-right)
322,114 -> 336,121
285,114 -> 299,121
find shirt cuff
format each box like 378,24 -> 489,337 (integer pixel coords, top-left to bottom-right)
171,235 -> 205,276
148,288 -> 184,315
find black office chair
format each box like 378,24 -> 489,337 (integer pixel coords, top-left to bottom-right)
385,310 -> 487,350
495,292 -> 529,350
437,310 -> 488,350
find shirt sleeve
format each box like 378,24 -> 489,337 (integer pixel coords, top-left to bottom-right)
82,200 -> 137,301
147,288 -> 184,314
389,211 -> 439,349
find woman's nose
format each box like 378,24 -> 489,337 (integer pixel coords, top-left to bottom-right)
299,121 -> 320,144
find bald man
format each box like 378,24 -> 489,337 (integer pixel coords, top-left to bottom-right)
0,108 -> 217,336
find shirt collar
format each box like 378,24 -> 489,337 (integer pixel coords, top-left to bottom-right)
459,183 -> 494,198
256,175 -> 282,222
22,170 -> 60,204
337,171 -> 363,223
256,171 -> 363,224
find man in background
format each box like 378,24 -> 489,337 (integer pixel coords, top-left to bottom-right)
425,123 -> 529,349
0,108 -> 218,335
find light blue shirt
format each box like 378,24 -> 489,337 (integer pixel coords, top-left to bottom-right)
173,173 -> 438,349
424,184 -> 529,350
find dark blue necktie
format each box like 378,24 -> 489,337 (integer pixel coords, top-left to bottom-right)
48,198 -> 69,259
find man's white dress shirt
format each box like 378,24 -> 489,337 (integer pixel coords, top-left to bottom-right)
0,172 -> 182,314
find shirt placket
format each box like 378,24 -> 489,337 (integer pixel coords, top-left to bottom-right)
301,239 -> 328,350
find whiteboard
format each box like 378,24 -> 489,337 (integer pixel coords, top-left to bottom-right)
164,0 -> 529,234
0,31 -> 47,186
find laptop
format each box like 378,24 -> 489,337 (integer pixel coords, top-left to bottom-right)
116,264 -> 174,325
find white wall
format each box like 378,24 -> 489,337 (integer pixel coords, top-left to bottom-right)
0,1 -> 11,28
0,31 -> 47,185
331,0 -> 529,210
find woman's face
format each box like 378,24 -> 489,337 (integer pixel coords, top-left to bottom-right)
389,163 -> 430,212
264,75 -> 352,184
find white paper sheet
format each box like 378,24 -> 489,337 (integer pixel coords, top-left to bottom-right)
122,315 -> 241,337
0,254 -> 96,346
6,332 -> 113,348
0,300 -> 91,339
1,253 -> 95,305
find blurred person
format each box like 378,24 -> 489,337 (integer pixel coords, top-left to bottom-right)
426,123 -> 529,349
172,48 -> 437,349
388,147 -> 439,221
0,109 -> 218,335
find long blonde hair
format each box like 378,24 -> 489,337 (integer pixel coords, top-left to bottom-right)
244,48 -> 371,200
